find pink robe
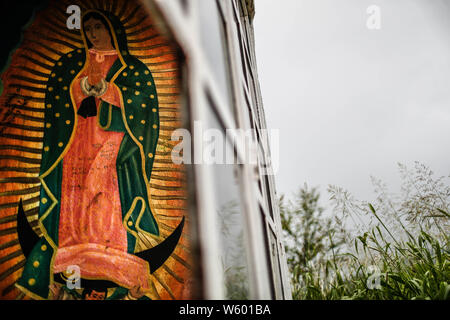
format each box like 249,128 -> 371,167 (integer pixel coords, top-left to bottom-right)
53,49 -> 151,290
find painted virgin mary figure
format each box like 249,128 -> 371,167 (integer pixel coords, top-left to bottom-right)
16,10 -> 161,300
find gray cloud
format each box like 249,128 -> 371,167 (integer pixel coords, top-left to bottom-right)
254,0 -> 450,209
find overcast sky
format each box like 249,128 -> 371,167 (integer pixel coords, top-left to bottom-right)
253,0 -> 450,211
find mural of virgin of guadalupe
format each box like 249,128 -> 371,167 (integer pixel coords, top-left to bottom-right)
15,9 -> 162,300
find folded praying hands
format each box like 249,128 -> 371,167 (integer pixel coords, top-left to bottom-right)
80,60 -> 108,97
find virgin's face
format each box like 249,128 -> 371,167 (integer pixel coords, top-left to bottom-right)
84,18 -> 114,50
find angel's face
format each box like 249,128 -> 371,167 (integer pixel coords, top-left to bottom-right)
84,289 -> 106,300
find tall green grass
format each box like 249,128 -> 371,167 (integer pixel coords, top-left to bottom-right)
281,162 -> 450,300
